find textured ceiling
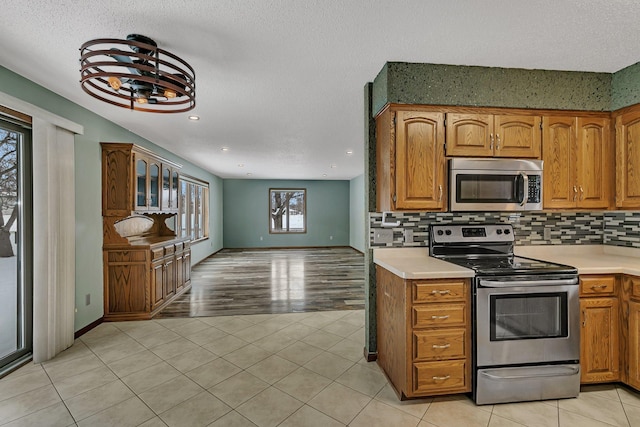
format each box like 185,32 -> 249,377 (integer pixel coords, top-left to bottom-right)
2,0 -> 640,179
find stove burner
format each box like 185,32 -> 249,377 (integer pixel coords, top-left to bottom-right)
429,223 -> 577,276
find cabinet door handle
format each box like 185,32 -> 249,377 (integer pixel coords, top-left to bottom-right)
573,186 -> 577,201
431,315 -> 450,320
432,343 -> 451,349
579,186 -> 584,201
431,290 -> 451,295
490,133 -> 494,150
432,375 -> 451,381
438,185 -> 443,202
496,134 -> 501,150
590,284 -> 607,290
582,310 -> 586,327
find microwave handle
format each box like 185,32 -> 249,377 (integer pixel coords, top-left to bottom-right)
519,172 -> 529,206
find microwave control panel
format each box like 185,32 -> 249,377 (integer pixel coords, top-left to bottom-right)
528,175 -> 541,203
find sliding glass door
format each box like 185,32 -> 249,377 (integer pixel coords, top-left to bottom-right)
0,118 -> 32,376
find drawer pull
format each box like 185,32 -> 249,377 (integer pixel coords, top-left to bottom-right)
432,375 -> 451,381
430,290 -> 451,295
432,343 -> 451,349
590,284 -> 607,290
431,315 -> 450,320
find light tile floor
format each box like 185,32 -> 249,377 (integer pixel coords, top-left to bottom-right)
1,310 -> 640,426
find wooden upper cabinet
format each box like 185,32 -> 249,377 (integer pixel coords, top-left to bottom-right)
101,143 -> 182,216
446,113 -> 541,158
445,114 -> 493,157
542,116 -> 576,208
376,108 -> 446,211
577,117 -> 611,209
616,108 -> 640,208
542,115 -> 611,209
102,144 -> 134,217
494,115 -> 541,158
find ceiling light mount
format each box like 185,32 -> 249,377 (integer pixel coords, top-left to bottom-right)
79,34 -> 195,113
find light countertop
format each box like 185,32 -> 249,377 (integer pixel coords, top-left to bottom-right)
373,248 -> 474,279
373,245 -> 640,279
514,245 -> 640,276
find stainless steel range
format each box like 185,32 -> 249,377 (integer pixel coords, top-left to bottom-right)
429,223 -> 580,405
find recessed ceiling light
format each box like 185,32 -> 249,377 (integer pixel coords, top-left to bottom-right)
188,115 -> 200,121
221,147 -> 230,152
246,173 -> 252,176
330,164 -> 337,168
322,173 -> 328,177
238,163 -> 244,167
346,150 -> 353,155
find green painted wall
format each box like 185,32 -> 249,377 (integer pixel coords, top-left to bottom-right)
372,62 -> 612,116
223,179 -> 349,248
349,174 -> 365,253
0,65 -> 223,332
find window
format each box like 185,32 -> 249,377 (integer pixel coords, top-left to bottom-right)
178,175 -> 209,242
270,188 -> 306,233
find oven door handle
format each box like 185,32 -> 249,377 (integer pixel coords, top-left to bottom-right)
478,278 -> 578,288
480,365 -> 580,380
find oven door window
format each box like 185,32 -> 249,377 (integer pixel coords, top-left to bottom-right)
456,174 -> 523,203
490,292 -> 568,341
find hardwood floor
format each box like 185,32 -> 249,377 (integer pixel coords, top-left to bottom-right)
156,247 -> 365,318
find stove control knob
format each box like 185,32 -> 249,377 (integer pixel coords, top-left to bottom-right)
504,229 -> 511,235
437,230 -> 444,236
445,230 -> 452,236
496,229 -> 502,235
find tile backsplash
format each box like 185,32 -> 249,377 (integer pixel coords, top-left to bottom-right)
370,211 -> 640,249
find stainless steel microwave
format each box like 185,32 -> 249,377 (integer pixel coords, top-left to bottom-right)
449,158 -> 543,211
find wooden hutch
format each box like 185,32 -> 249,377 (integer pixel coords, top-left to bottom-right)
101,143 -> 191,321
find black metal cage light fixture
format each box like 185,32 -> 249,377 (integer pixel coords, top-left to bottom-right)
79,34 -> 195,113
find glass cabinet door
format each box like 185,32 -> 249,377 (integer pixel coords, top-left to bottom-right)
135,159 -> 148,209
162,166 -> 171,210
171,171 -> 179,210
149,163 -> 160,209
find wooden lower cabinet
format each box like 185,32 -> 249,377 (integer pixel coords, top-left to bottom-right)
628,300 -> 640,389
577,274 -> 640,392
580,297 -> 619,383
376,266 -> 471,399
104,237 -> 191,321
623,275 -> 640,390
579,275 -> 619,383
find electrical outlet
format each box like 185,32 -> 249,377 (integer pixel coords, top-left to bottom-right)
374,229 -> 393,244
543,228 -> 551,240
329,235 -> 333,240
404,229 -> 414,243
260,236 -> 263,241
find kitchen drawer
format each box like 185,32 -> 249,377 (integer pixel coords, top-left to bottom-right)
413,360 -> 468,395
151,248 -> 165,260
413,280 -> 467,303
174,242 -> 184,252
413,303 -> 466,328
580,275 -> 616,296
107,250 -> 147,263
164,244 -> 175,256
414,329 -> 466,361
